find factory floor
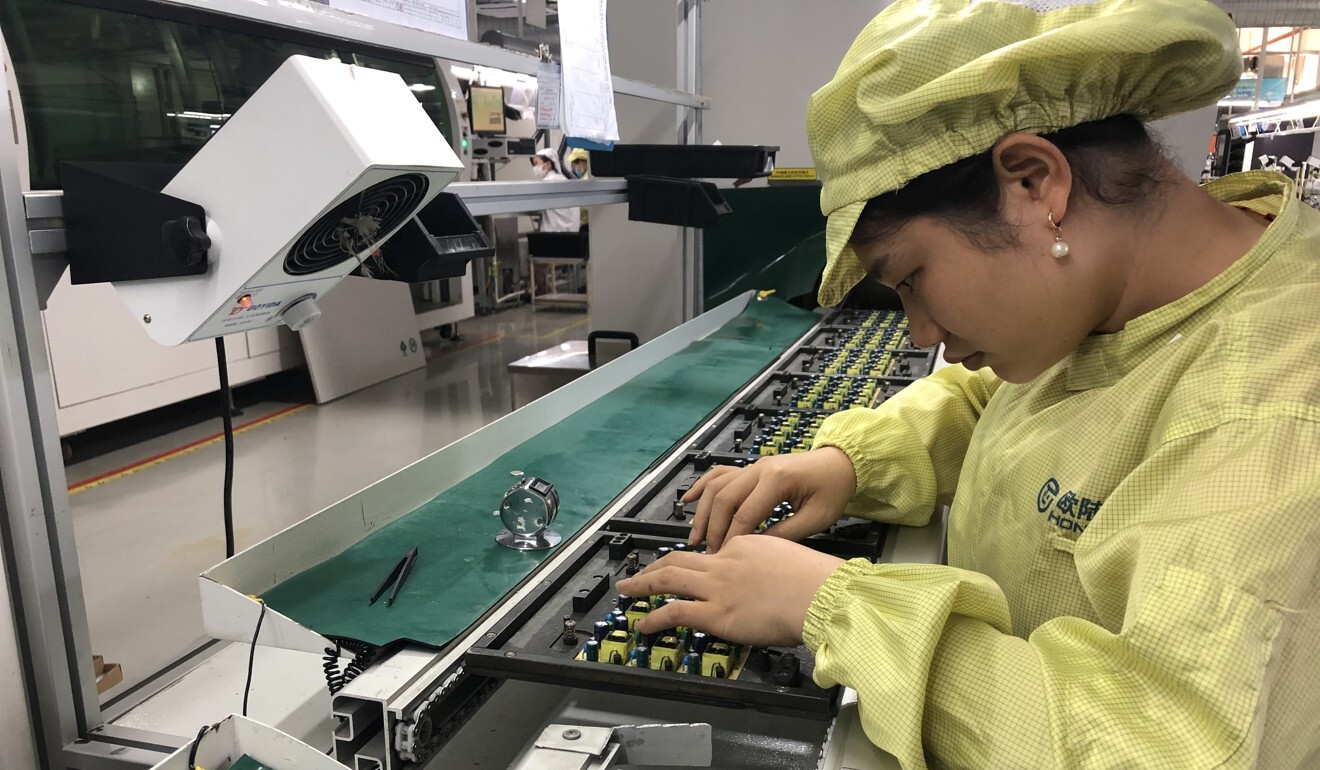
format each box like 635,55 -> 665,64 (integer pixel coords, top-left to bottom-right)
63,303 -> 593,699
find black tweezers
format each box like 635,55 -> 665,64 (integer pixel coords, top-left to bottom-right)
369,546 -> 418,607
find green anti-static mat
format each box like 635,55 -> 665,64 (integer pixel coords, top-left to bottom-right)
230,756 -> 276,770
261,298 -> 817,648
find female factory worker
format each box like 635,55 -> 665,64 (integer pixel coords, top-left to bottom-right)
529,148 -> 581,232
618,0 -> 1320,767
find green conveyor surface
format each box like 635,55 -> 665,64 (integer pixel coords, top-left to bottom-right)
260,298 -> 817,648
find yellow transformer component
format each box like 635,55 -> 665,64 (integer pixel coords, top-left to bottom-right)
650,635 -> 683,671
600,629 -> 632,665
624,601 -> 651,632
702,642 -> 734,678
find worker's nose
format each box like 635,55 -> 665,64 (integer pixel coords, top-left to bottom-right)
905,305 -> 947,349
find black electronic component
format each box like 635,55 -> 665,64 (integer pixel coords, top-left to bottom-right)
772,653 -> 802,688
744,648 -> 773,674
692,451 -> 714,472
592,621 -> 611,642
607,532 -> 634,560
572,572 -> 610,614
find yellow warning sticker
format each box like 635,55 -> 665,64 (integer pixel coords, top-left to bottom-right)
769,167 -> 817,181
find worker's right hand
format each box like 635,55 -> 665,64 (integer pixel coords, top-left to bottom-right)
686,447 -> 857,554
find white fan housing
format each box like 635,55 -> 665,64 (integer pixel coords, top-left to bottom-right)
113,55 -> 463,345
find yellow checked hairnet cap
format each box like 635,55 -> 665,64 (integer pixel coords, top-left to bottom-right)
809,0 -> 1242,307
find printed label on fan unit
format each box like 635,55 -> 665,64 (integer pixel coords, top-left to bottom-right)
769,168 -> 817,181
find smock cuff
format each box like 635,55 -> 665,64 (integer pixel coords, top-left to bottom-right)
812,409 -> 892,518
803,558 -> 872,653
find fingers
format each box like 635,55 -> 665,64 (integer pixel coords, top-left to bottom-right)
761,496 -> 838,541
682,465 -> 733,503
616,560 -> 707,601
635,597 -> 708,635
688,467 -> 743,547
721,478 -> 792,547
762,512 -> 821,542
630,550 -> 710,579
702,471 -> 763,553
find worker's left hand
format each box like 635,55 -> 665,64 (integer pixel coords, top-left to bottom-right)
616,536 -> 844,647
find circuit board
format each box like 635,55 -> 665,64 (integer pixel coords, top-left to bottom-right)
464,532 -> 834,715
461,308 -> 936,716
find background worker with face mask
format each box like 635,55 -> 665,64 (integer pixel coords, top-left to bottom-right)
529,148 -> 580,233
619,1 -> 1320,767
566,147 -> 590,231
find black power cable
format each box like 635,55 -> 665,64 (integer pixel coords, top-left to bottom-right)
186,724 -> 210,770
215,337 -> 236,558
242,600 -> 267,717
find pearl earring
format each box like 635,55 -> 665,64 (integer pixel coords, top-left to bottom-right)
1048,210 -> 1070,259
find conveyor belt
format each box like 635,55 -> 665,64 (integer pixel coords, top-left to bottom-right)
260,298 -> 818,648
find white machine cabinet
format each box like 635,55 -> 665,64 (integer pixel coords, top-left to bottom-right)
43,276 -> 303,437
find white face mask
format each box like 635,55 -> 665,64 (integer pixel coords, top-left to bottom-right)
532,163 -> 549,179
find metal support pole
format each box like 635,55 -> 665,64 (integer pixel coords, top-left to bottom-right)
677,0 -> 704,321
0,61 -> 102,766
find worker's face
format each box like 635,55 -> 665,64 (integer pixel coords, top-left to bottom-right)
854,214 -> 1105,384
572,160 -> 588,177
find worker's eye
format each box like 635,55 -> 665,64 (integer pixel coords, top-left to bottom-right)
896,272 -> 916,292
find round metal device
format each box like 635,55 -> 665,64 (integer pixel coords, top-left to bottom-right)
496,476 -> 561,551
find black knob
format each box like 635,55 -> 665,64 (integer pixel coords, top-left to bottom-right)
162,215 -> 211,268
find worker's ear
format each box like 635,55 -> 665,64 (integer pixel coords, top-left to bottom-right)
991,133 -> 1073,224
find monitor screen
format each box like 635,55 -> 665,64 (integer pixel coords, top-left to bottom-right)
469,85 -> 507,135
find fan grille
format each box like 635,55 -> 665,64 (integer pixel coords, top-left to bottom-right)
283,174 -> 430,276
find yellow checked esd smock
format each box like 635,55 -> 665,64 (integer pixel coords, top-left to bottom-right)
804,172 -> 1320,769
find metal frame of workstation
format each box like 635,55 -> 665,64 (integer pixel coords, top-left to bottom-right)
0,1 -> 708,767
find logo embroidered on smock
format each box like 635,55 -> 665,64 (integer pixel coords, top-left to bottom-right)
1037,477 -> 1103,533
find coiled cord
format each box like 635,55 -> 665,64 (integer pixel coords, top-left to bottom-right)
322,638 -> 377,695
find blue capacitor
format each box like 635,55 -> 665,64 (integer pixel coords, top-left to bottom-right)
583,639 -> 599,662
680,653 -> 700,675
593,620 -> 610,641
633,645 -> 650,668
